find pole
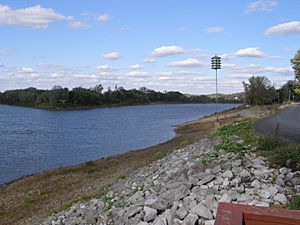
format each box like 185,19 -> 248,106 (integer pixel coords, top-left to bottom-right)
215,69 -> 218,122
278,92 -> 280,104
289,90 -> 291,102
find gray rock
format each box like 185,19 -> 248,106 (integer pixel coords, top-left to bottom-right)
182,213 -> 198,225
143,206 -> 157,222
251,179 -> 261,189
129,191 -> 144,203
174,218 -> 183,225
212,165 -> 221,174
232,160 -> 242,167
145,198 -> 169,210
205,220 -> 215,225
176,206 -> 188,219
198,175 -> 215,185
223,170 -> 233,179
240,169 -> 251,183
274,194 -> 287,205
237,194 -> 253,203
126,205 -> 143,218
153,216 -> 167,225
137,222 -> 149,225
258,190 -> 271,199
219,193 -> 232,203
191,203 -> 213,220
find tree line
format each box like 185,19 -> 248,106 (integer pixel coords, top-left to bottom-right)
243,49 -> 300,105
0,85 -> 241,109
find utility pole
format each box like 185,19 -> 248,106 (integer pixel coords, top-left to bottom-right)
211,55 -> 221,122
289,90 -> 291,102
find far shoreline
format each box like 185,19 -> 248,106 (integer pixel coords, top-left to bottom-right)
0,101 -> 241,111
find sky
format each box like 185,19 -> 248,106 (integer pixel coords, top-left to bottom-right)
0,0 -> 299,94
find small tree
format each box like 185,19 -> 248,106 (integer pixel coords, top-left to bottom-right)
243,76 -> 276,105
291,49 -> 300,80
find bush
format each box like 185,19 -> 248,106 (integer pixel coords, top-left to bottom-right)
215,120 -> 252,153
287,195 -> 300,210
258,136 -> 300,170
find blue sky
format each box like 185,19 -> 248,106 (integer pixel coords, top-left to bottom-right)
0,0 -> 299,94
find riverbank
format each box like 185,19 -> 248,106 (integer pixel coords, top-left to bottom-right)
0,106 -> 246,225
42,105 -> 300,225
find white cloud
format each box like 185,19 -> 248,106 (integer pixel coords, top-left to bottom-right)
245,0 -> 278,13
69,21 -> 89,29
38,63 -> 65,69
151,45 -> 184,57
97,14 -> 113,22
233,64 -> 293,75
234,47 -> 265,58
0,49 -> 15,55
222,63 -> 238,68
17,67 -> 34,73
264,21 -> 300,35
206,26 -> 223,33
127,71 -> 150,78
97,65 -> 118,71
168,58 -> 204,67
101,52 -> 121,60
130,64 -> 143,69
143,57 -> 156,63
0,4 -> 71,28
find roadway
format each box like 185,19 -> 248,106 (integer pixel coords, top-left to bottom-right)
255,104 -> 300,143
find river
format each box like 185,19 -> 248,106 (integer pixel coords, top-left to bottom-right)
0,103 -> 239,185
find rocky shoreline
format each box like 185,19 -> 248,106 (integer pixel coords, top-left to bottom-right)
43,133 -> 300,225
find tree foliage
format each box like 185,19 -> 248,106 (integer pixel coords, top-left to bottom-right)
291,49 -> 300,94
0,84 -> 241,108
291,49 -> 300,81
243,76 -> 276,105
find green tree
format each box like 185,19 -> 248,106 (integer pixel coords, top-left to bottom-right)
243,76 -> 276,105
291,50 -> 300,94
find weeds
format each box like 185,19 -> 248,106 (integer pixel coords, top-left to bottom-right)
257,136 -> 300,170
214,120 -> 252,153
287,195 -> 300,210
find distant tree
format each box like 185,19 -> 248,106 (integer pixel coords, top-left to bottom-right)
291,50 -> 300,94
291,49 -> 300,81
52,85 -> 63,90
243,76 -> 276,105
93,84 -> 103,94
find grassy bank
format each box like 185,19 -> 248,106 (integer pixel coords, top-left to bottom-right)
0,107 -> 244,225
207,112 -> 300,210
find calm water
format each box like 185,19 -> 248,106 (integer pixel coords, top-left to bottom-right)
0,103 -> 239,185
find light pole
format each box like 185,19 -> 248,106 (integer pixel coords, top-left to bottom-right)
211,55 -> 221,122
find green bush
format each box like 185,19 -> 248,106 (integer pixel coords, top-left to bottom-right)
257,136 -> 277,151
287,195 -> 300,210
215,120 -> 251,153
218,120 -> 251,137
258,136 -> 300,170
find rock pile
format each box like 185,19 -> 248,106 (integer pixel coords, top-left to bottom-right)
44,138 -> 300,225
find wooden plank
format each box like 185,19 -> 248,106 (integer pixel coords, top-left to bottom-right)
244,212 -> 300,225
215,203 -> 300,225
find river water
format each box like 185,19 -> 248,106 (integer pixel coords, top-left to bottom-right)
0,103 -> 239,185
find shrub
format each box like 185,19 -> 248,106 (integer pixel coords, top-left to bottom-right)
287,195 -> 300,210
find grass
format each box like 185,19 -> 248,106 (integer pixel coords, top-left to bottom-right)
257,136 -> 300,170
287,196 -> 300,210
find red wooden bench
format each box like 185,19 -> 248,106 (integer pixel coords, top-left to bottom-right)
215,202 -> 300,225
